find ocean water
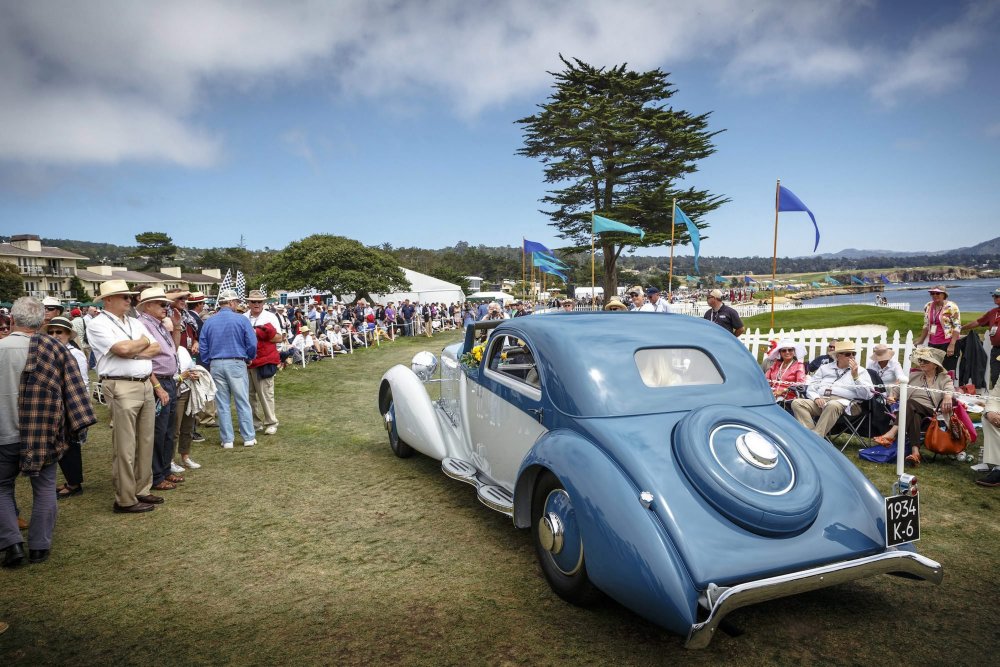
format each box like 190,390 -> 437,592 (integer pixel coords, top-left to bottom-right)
805,278 -> 1000,314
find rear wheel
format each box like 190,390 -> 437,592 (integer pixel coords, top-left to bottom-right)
382,387 -> 414,458
531,470 -> 599,604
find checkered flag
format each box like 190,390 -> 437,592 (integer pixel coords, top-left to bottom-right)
259,283 -> 268,298
218,269 -> 233,295
236,271 -> 246,300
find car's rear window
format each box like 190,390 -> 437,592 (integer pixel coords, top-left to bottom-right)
634,348 -> 724,387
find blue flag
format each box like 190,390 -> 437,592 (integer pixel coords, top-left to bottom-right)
811,281 -> 823,288
715,275 -> 727,283
592,214 -> 645,241
535,264 -> 567,281
825,276 -> 841,286
674,205 -> 700,273
777,186 -> 820,252
879,274 -> 892,285
523,238 -> 554,256
850,276 -> 865,285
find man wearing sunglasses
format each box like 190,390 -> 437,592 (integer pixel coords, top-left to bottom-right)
86,280 -> 163,514
791,340 -> 874,438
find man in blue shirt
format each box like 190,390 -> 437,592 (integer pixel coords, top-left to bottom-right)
199,289 -> 258,449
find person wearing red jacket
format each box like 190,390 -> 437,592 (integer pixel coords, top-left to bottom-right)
245,292 -> 282,436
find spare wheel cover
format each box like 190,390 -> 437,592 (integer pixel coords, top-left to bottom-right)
673,405 -> 822,536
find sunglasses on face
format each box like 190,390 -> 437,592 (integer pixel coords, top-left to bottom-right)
0,327 -> 10,332
44,306 -> 60,311
46,329 -> 67,335
839,352 -> 856,357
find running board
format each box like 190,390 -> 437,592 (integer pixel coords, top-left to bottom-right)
442,457 -> 514,517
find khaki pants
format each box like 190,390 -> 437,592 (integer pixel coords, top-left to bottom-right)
791,398 -> 859,437
249,370 -> 277,429
104,379 -> 155,507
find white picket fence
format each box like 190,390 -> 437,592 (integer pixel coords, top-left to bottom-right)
740,328 -> 917,368
537,300 -> 910,318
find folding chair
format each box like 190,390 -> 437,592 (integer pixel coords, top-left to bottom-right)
828,369 -> 891,451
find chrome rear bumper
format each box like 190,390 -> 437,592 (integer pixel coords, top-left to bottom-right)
685,550 -> 943,649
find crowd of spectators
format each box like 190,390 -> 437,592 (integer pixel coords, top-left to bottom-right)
1,282 -> 997,569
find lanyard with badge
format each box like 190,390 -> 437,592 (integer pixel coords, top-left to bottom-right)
823,368 -> 850,397
102,310 -> 134,339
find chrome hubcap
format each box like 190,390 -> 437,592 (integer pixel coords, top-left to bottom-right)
539,512 -> 564,554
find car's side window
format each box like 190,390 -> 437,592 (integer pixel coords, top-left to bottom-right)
486,336 -> 540,389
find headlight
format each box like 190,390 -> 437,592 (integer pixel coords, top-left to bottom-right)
411,351 -> 438,382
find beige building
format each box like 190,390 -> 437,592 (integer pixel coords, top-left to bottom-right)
0,234 -> 88,300
77,266 -> 223,298
2,233 -> 225,302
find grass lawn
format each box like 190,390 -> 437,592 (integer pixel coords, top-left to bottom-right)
2,327 -> 996,665
744,305 -> 988,338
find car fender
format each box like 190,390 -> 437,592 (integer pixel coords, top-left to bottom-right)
515,430 -> 698,636
379,365 -> 447,461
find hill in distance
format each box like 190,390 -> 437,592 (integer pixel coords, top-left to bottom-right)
805,235 -> 1000,260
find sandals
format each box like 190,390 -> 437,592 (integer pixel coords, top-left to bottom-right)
905,453 -> 921,467
165,474 -> 185,484
152,480 -> 177,491
873,435 -> 894,447
56,484 -> 83,499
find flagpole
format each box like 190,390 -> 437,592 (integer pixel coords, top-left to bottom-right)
771,179 -> 781,329
521,239 -> 526,301
590,213 -> 592,308
668,198 -> 676,300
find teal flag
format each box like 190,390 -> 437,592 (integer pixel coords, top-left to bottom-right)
674,205 -> 700,273
715,275 -> 727,283
533,253 -> 567,271
534,253 -> 569,269
592,214 -> 644,241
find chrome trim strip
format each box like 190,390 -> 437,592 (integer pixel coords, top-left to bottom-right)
685,550 -> 943,649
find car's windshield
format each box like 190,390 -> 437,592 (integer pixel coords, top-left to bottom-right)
634,348 -> 724,388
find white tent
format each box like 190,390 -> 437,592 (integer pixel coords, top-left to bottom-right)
370,268 -> 465,305
467,290 -> 516,305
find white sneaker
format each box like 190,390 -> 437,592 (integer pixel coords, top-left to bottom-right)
970,462 -> 990,472
183,457 -> 202,469
170,462 -> 186,474
221,442 -> 234,449
264,426 -> 277,435
243,439 -> 256,447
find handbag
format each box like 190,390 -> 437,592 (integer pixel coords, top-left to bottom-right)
923,415 -> 969,455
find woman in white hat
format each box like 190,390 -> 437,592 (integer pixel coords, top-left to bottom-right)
45,316 -> 89,499
872,347 -> 953,466
764,339 -> 808,403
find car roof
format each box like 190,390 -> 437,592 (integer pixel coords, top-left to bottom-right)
490,312 -> 774,417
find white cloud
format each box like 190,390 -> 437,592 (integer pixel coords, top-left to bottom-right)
869,1 -> 999,106
0,0 -> 994,167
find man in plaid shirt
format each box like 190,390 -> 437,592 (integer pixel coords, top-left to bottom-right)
1,297 -> 95,567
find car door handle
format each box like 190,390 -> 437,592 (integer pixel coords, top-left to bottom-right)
528,408 -> 543,423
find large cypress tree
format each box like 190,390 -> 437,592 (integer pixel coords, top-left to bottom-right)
517,56 -> 728,297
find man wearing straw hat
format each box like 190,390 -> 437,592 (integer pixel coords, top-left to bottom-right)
245,290 -> 281,436
791,340 -> 874,438
136,287 -> 186,492
86,280 -> 163,513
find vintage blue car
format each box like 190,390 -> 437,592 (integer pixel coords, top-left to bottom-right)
377,313 -> 942,647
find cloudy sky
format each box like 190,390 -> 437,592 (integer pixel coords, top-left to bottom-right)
1,0 -> 998,260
